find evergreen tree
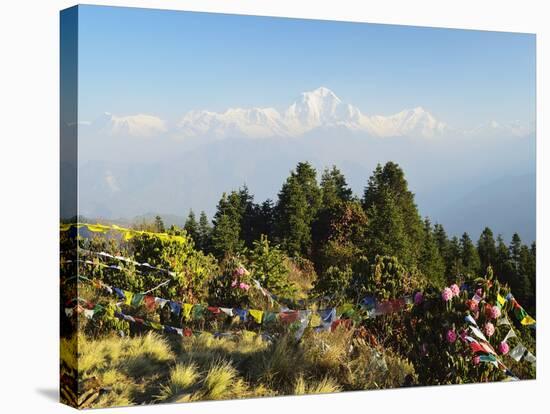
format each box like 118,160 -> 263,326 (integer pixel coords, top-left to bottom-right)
419,218 -> 446,286
477,227 -> 497,272
275,162 -> 321,256
509,233 -> 523,273
211,191 -> 245,257
184,210 -> 199,245
198,211 -> 212,252
320,165 -> 353,207
460,232 -> 481,276
154,215 -> 165,233
494,235 -> 513,283
364,189 -> 408,261
447,236 -> 462,280
248,235 -> 293,296
362,162 -> 423,267
433,223 -> 449,260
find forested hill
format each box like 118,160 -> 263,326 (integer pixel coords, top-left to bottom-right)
146,161 -> 534,316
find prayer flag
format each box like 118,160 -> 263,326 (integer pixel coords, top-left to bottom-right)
249,309 -> 263,324
169,301 -> 182,316
469,326 -> 487,342
279,311 -> 299,324
524,352 -> 536,364
207,306 -> 221,315
497,317 -> 511,326
233,308 -> 248,322
131,293 -> 144,307
465,315 -> 477,326
123,291 -> 134,306
192,304 -> 205,320
295,310 -> 311,340
263,312 -> 277,324
503,329 -> 516,343
144,295 -> 157,311
509,344 -> 527,361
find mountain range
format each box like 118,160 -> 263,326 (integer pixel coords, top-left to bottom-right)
84,87 -> 532,141
75,87 -> 536,243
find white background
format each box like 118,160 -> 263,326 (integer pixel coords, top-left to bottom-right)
0,0 -> 548,412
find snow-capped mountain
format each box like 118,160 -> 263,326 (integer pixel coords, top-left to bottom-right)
465,120 -> 535,138
176,87 -> 447,139
93,112 -> 167,138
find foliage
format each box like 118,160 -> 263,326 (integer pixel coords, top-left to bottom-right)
362,162 -> 424,268
61,160 -> 536,407
275,161 -> 321,256
248,235 -> 295,297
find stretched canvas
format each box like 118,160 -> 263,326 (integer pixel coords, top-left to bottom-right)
60,5 -> 536,409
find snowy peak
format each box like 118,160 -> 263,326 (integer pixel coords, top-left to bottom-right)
367,106 -> 447,138
174,87 -> 447,139
94,112 -> 167,138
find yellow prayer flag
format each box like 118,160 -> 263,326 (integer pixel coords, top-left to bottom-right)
87,224 -> 110,233
183,303 -> 193,321
124,291 -> 134,306
497,294 -> 506,306
309,312 -> 321,327
249,309 -> 263,324
149,322 -> 163,330
521,315 -> 536,326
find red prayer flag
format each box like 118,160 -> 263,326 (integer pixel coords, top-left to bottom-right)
279,311 -> 299,323
144,295 -> 157,311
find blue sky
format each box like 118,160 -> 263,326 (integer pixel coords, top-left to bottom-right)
77,5 -> 535,129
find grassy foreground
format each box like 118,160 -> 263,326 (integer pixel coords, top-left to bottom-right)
61,327 -> 415,408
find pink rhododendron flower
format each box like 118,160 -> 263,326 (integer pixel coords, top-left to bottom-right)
441,287 -> 453,302
484,322 -> 495,337
488,305 -> 501,320
498,341 -> 510,355
239,282 -> 250,291
446,329 -> 457,343
231,279 -> 238,288
414,292 -> 423,305
236,267 -> 245,276
450,284 -> 460,297
473,355 -> 480,365
466,299 -> 478,312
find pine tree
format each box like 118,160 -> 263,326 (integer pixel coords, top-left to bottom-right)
211,192 -> 245,257
419,218 -> 446,286
460,232 -> 481,277
433,223 -> 449,260
362,162 -> 423,267
198,211 -> 212,252
447,236 -> 462,280
477,227 -> 497,273
275,162 -> 321,256
184,210 -> 199,245
364,189 -> 408,261
154,215 -> 165,233
494,235 -> 513,284
509,233 -> 522,272
320,165 -> 353,208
